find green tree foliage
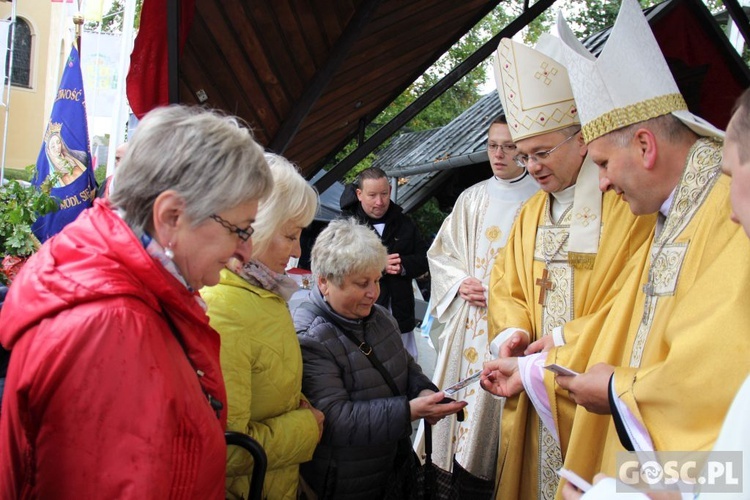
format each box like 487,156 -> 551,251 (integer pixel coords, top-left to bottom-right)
563,0 -> 724,39
410,198 -> 447,242
358,4 -> 553,235
336,4 -> 548,186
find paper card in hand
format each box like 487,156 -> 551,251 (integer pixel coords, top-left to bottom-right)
443,371 -> 482,396
544,363 -> 579,377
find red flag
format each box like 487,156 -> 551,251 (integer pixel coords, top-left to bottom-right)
126,0 -> 196,119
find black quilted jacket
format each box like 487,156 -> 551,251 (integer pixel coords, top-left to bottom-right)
293,286 -> 437,499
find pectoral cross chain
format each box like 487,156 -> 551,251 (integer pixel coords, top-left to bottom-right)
536,268 -> 554,305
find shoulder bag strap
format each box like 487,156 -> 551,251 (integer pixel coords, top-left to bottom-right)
298,301 -> 401,397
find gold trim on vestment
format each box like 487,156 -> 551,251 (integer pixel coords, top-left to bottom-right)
629,138 -> 722,367
567,252 -> 595,270
581,94 -> 687,143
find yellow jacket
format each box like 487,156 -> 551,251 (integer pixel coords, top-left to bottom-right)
203,269 -> 319,500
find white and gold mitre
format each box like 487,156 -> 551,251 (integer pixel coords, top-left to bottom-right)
493,37 -> 579,142
555,0 -> 723,143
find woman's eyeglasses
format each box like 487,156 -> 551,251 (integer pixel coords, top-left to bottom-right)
210,214 -> 254,242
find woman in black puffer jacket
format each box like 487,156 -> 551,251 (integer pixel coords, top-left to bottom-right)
293,218 -> 465,499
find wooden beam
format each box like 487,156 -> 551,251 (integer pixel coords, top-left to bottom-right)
269,0 -> 383,153
313,0 -> 559,193
722,0 -> 750,50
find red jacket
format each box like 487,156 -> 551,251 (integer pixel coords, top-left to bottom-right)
0,201 -> 227,499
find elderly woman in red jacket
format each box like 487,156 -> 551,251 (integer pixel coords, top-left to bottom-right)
0,105 -> 273,499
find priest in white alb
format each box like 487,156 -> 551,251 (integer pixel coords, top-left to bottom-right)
419,114 -> 538,484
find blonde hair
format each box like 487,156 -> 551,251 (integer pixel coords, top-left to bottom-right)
250,153 -> 319,256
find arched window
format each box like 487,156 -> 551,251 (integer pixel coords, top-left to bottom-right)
6,18 -> 32,88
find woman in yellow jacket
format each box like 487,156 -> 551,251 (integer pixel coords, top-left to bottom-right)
202,153 -> 323,499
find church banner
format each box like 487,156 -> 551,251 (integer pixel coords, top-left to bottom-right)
32,45 -> 96,243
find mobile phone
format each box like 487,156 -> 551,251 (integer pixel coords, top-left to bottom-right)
437,396 -> 465,422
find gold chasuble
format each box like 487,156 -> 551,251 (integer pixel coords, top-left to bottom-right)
548,139 -> 750,491
488,189 -> 654,500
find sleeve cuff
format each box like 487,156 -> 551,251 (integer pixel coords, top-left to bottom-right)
609,374 -> 653,452
489,328 -> 530,358
552,326 -> 566,346
519,352 -> 558,443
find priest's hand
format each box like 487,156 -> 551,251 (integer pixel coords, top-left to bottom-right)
525,335 -> 555,355
458,277 -> 487,307
499,331 -> 529,358
556,363 -> 614,415
480,358 -> 523,397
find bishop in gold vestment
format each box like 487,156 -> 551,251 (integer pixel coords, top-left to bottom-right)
487,188 -> 653,500
547,138 -> 750,489
530,2 -> 750,497
485,35 -> 656,500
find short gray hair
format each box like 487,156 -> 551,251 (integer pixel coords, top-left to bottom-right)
110,105 -> 273,233
311,218 -> 387,286
251,153 -> 319,256
604,114 -> 695,148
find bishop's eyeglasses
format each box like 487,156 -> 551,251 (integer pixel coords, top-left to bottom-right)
513,129 -> 581,168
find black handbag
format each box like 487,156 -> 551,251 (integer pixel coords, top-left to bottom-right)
451,456 -> 495,499
415,422 -> 458,500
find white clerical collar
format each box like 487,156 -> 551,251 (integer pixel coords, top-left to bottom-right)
655,187 -> 676,238
551,183 -> 576,205
660,188 -> 676,218
549,184 -> 576,223
494,169 -> 529,186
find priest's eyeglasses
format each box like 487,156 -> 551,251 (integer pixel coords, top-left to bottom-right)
210,214 -> 254,242
488,143 -> 517,155
513,129 -> 581,168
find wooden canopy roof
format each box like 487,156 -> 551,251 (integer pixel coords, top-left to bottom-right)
128,0 -> 504,177
127,0 -> 750,186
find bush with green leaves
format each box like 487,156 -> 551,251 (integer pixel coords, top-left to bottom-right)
1,168 -> 60,258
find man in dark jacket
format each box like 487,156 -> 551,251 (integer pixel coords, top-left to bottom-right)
341,167 -> 429,360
